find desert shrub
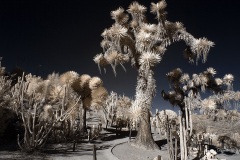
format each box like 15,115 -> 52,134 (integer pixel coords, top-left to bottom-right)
218,135 -> 239,151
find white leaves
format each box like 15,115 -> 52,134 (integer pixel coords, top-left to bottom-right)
104,50 -> 119,64
104,50 -> 129,76
25,74 -> 43,95
93,53 -> 105,65
192,73 -> 208,92
100,39 -> 111,51
223,74 -> 234,90
201,98 -> 216,110
135,23 -> 159,52
180,73 -> 190,84
59,71 -> 79,85
141,23 -> 158,34
127,1 -> 147,20
166,68 -> 182,79
101,24 -> 128,40
110,24 -> 128,39
191,37 -> 215,63
136,29 -> 151,41
139,52 -> 161,67
214,78 -> 223,86
89,77 -> 103,90
105,50 -> 130,66
150,0 -> 167,15
93,53 -> 108,73
223,74 -> 234,83
206,67 -> 216,75
111,7 -> 129,24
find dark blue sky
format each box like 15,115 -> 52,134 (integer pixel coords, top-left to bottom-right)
0,0 -> 240,112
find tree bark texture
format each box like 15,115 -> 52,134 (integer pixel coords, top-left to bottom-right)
131,108 -> 159,150
130,67 -> 159,150
82,108 -> 87,132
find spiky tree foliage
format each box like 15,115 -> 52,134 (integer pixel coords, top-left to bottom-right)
70,73 -> 108,131
162,68 -> 235,159
93,0 -> 214,150
162,67 -> 234,113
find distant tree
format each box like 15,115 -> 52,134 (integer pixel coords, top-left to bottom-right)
69,73 -> 108,132
93,0 -> 214,150
162,67 -> 234,113
161,67 -> 235,159
100,91 -> 132,130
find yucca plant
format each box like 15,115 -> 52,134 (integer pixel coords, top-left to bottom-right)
93,0 -> 214,150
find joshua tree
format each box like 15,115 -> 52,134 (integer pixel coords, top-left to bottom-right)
69,73 -> 108,132
162,67 -> 234,114
161,67 -> 235,159
93,0 -> 214,150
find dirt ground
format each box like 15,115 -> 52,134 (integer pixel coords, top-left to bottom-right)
1,128 -> 240,160
1,114 -> 240,160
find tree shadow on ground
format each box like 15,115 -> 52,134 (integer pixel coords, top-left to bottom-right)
155,139 -> 167,149
222,150 -> 236,155
101,128 -> 137,141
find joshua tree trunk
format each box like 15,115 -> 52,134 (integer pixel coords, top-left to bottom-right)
131,107 -> 159,150
131,68 -> 159,150
82,108 -> 87,132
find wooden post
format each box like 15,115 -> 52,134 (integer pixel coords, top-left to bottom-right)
115,125 -> 118,137
175,137 -> 177,160
93,144 -> 97,160
105,120 -> 108,129
88,128 -> 91,142
73,140 -> 76,151
128,127 -> 132,143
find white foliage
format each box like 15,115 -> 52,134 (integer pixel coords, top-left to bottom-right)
201,98 -> 217,110
206,67 -> 217,76
111,7 -> 129,24
214,78 -> 223,86
139,52 -> 161,67
191,37 -> 214,63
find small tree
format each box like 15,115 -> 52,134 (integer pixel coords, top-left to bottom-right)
70,74 -> 108,132
93,0 -> 214,150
